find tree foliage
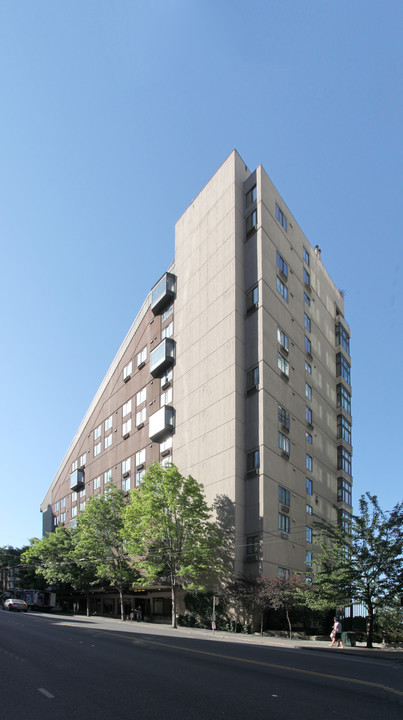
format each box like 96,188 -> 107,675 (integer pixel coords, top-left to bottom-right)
74,484 -> 138,620
124,463 -> 224,627
309,493 -> 403,647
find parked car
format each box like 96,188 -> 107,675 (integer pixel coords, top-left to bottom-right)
3,598 -> 28,612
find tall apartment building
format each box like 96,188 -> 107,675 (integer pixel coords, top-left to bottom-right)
41,150 -> 352,614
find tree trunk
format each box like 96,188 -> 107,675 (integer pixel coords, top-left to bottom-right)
86,593 -> 90,617
171,582 -> 177,628
119,588 -> 125,621
260,612 -> 263,636
286,608 -> 292,639
366,607 -> 374,648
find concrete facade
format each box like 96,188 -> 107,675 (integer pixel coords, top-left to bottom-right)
41,150 -> 352,594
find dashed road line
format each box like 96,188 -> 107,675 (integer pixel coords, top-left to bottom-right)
38,688 -> 54,699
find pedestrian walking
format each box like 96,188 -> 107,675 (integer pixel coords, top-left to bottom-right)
330,617 -> 344,648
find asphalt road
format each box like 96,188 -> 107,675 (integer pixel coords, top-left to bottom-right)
1,610 -> 402,720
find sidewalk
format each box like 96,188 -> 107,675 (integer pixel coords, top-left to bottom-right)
54,613 -> 403,662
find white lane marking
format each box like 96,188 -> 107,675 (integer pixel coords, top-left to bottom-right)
38,688 -> 55,699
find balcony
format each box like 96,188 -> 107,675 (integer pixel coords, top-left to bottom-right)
70,469 -> 85,492
150,338 -> 175,377
149,406 -> 174,442
151,273 -> 176,315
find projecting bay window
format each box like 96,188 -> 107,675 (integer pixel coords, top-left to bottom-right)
151,272 -> 176,315
337,446 -> 352,476
337,415 -> 352,445
150,338 -> 175,377
337,384 -> 351,415
338,477 -> 352,506
70,469 -> 84,492
336,322 -> 350,355
149,406 -> 174,442
336,352 -> 351,385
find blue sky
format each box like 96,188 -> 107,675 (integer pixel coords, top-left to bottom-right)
1,0 -> 402,547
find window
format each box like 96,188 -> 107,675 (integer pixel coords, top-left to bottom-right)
277,353 -> 289,377
136,407 -> 146,426
60,512 -> 66,523
161,304 -> 173,323
336,323 -> 350,354
61,497 -> 66,508
338,509 -> 352,533
105,415 -> 113,432
279,513 -> 290,533
53,517 -> 58,527
275,203 -> 287,231
161,368 -> 173,387
94,441 -> 101,457
303,247 -> 310,266
336,353 -> 351,385
104,469 -> 112,484
278,404 -> 290,430
305,360 -> 312,374
306,504 -> 313,515
94,476 -> 101,490
79,501 -> 86,512
304,292 -> 311,306
304,313 -> 311,332
71,491 -> 77,503
136,386 -> 147,406
306,454 -> 313,471
80,487 -> 86,498
54,501 -> 59,512
278,567 -> 290,579
160,436 -> 172,454
303,268 -> 310,287
80,453 -> 86,467
306,406 -> 312,425
305,382 -> 312,401
122,458 -> 131,476
162,321 -> 173,340
337,415 -> 352,444
94,424 -> 101,440
276,276 -> 288,302
246,285 -> 259,313
137,346 -> 147,367
71,506 -> 77,518
136,448 -> 146,467
123,361 -> 133,381
305,335 -> 312,355
337,384 -> 351,414
246,208 -> 257,234
277,328 -> 289,352
71,460 -> 78,472
135,470 -> 145,486
122,478 -> 131,492
338,477 -> 352,506
122,399 -> 132,417
247,449 -> 259,472
306,551 -> 312,566
306,527 -> 313,543
337,446 -> 352,475
247,366 -> 259,391
104,434 -> 112,449
306,432 -> 312,444
161,387 -> 172,406
246,535 -> 259,555
306,477 -> 313,495
245,185 -> 257,207
276,251 -> 288,278
279,486 -> 290,507
278,432 -> 290,455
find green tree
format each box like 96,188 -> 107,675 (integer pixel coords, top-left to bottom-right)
124,463 -> 224,628
75,484 -> 138,620
310,493 -> 403,647
22,528 -> 97,614
262,575 -> 306,639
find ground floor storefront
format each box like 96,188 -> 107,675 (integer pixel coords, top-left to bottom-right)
59,589 -> 181,622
